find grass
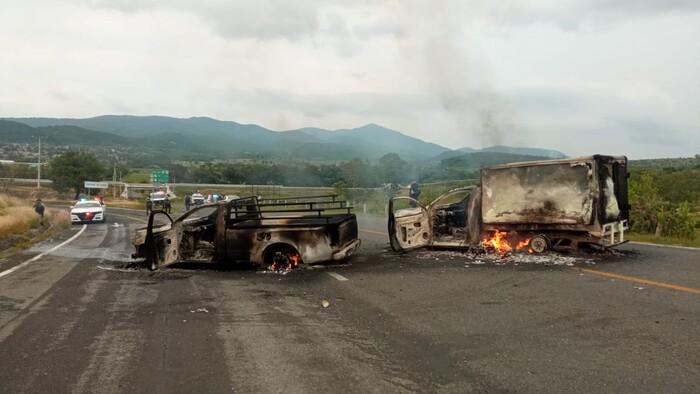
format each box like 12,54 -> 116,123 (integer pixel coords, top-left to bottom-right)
627,231 -> 700,248
0,194 -> 71,258
0,194 -> 41,239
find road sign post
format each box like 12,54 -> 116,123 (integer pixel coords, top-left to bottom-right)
84,181 -> 109,198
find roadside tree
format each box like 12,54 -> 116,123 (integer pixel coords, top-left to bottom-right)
629,172 -> 697,239
376,153 -> 408,184
341,158 -> 376,188
47,150 -> 105,200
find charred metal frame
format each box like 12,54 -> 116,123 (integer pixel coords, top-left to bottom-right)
133,194 -> 360,270
388,155 -> 630,252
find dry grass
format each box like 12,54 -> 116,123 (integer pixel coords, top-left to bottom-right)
0,193 -> 71,257
0,194 -> 41,238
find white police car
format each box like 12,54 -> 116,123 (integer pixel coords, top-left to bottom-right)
70,200 -> 106,224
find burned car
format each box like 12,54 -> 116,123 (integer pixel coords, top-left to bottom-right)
132,195 -> 361,270
389,155 -> 630,253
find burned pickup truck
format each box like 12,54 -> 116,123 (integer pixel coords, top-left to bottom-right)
132,195 -> 361,270
389,155 -> 630,253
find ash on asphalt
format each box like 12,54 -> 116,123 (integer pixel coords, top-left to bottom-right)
108,247 -> 638,277
385,247 -> 639,269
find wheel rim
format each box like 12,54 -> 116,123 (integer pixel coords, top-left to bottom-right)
529,235 -> 550,253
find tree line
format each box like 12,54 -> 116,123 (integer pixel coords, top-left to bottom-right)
628,168 -> 699,240
4,149 -> 697,240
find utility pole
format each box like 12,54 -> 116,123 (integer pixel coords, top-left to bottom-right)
37,136 -> 41,189
113,162 -> 117,199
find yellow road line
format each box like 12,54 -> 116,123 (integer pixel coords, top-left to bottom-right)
360,228 -> 386,236
574,267 -> 700,295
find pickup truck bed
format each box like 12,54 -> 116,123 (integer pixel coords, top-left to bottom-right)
132,195 -> 361,270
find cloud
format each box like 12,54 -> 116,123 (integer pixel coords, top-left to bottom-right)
1,1 -> 698,159
82,0 -> 323,41
471,0 -> 700,29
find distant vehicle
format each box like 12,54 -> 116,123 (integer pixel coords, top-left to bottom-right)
70,201 -> 106,224
132,195 -> 361,270
206,194 -> 227,203
191,193 -> 205,206
147,191 -> 169,214
150,191 -> 168,204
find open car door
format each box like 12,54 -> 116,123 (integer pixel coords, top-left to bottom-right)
143,211 -> 181,270
138,205 -> 224,270
388,197 -> 431,251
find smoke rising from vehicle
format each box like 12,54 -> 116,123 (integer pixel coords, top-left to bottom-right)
396,2 -> 517,149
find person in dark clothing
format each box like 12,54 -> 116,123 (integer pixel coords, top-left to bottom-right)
164,197 -> 172,214
34,199 -> 45,225
146,197 -> 152,215
184,194 -> 192,211
408,180 -> 421,208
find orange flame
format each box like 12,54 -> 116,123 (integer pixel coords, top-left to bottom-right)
270,252 -> 301,271
481,230 -> 530,256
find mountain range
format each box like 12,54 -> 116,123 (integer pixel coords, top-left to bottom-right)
1,115 -> 568,162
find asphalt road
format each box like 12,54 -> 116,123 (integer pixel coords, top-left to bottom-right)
0,208 -> 698,393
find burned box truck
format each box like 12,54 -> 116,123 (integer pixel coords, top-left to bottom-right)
389,155 -> 630,253
133,195 -> 361,270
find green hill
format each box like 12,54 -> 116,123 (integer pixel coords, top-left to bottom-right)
440,151 -> 552,170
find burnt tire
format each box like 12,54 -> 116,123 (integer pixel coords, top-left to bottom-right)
529,235 -> 551,253
264,244 -> 301,270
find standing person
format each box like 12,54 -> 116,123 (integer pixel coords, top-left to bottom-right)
146,197 -> 152,215
164,197 -> 172,214
184,194 -> 192,211
34,199 -> 45,224
408,180 -> 421,208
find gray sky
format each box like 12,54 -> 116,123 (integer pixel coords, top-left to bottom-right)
1,0 -> 698,159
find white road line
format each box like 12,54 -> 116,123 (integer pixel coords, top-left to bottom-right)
0,225 -> 86,279
327,272 -> 349,282
629,241 -> 700,251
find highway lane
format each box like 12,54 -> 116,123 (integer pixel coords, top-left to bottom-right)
0,209 -> 697,392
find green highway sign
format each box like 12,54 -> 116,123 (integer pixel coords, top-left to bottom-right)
150,169 -> 170,183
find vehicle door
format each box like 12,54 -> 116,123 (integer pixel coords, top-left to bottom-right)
388,197 -> 431,251
143,211 -> 180,270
